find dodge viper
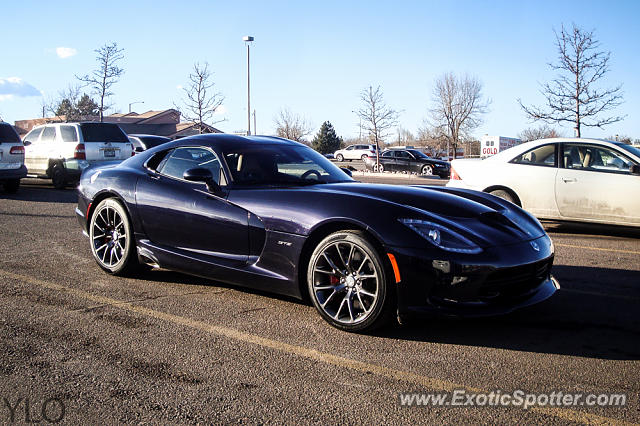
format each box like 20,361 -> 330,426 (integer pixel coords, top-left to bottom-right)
76,134 -> 558,332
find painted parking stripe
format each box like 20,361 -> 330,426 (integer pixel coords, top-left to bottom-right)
0,269 -> 634,425
555,243 -> 640,256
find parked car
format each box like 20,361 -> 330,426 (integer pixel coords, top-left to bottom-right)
0,122 -> 27,193
128,134 -> 172,153
333,144 -> 377,162
76,134 -> 558,332
23,122 -> 134,189
447,138 -> 640,227
364,148 -> 450,177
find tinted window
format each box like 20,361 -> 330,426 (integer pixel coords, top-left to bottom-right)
408,149 -> 429,159
60,125 -> 78,142
24,127 -> 43,143
225,145 -> 352,186
80,123 -> 129,142
40,126 -> 56,143
511,144 -> 556,167
382,151 -> 394,158
346,146 -> 354,150
138,135 -> 171,149
563,144 -> 636,173
158,147 -> 222,183
0,124 -> 21,142
395,151 -> 412,159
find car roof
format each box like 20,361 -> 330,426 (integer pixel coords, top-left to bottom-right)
149,133 -> 305,151
487,137 -> 625,161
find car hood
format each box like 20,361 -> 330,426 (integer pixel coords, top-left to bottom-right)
228,182 -> 546,248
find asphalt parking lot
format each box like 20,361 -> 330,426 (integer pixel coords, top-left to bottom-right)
0,178 -> 638,424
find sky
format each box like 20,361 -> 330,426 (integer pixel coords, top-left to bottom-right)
1,0 -> 639,141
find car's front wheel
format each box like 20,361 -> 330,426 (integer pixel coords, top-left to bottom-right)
421,164 -> 433,175
89,198 -> 138,275
336,154 -> 344,162
307,231 -> 394,332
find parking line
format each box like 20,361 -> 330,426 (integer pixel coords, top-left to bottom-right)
0,268 -> 634,426
555,243 -> 640,256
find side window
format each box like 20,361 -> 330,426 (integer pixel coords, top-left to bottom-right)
346,146 -> 354,151
60,125 -> 78,142
382,151 -> 394,158
24,127 -> 43,143
157,147 -> 222,183
396,151 -> 411,159
511,144 -> 556,167
563,144 -> 635,173
40,126 -> 56,143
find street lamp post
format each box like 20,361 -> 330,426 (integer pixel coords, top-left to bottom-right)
128,101 -> 144,113
243,36 -> 254,135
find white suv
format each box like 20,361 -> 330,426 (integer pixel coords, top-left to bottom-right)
0,122 -> 27,193
333,144 -> 377,162
23,122 -> 133,189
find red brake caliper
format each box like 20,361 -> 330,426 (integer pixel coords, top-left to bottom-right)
330,275 -> 340,285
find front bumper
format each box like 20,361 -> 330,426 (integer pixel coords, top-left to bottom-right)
390,235 -> 558,318
0,164 -> 27,180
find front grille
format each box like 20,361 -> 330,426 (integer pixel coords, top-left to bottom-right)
479,258 -> 552,300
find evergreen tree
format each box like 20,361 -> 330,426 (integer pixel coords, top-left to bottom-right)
312,121 -> 342,154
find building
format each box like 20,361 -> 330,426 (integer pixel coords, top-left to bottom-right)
14,109 -> 222,139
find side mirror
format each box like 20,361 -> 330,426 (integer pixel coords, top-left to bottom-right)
23,141 -> 32,146
340,167 -> 353,177
183,168 -> 223,194
631,164 -> 640,176
135,146 -> 145,153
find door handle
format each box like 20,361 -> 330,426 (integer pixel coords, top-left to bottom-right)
147,172 -> 161,180
562,177 -> 577,183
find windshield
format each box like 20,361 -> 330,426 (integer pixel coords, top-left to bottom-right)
408,149 -> 429,159
224,144 -> 354,186
614,142 -> 640,159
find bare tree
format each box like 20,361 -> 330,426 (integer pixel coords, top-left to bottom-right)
274,108 -> 312,142
77,42 -> 125,122
356,85 -> 399,168
518,124 -> 563,142
518,24 -> 624,137
178,62 -> 225,134
429,73 -> 489,159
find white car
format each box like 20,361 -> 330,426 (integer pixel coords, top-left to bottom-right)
333,144 -> 377,162
23,122 -> 134,189
447,138 -> 640,227
0,122 -> 27,193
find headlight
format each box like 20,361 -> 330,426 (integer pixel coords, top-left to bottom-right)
399,218 -> 482,254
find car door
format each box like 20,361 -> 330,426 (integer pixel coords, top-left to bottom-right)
135,146 -> 249,264
503,143 -> 560,218
556,143 -> 640,225
394,150 -> 413,172
27,126 -> 55,175
380,150 -> 395,171
344,145 -> 356,160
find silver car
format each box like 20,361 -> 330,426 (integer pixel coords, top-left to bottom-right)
23,122 -> 133,189
0,122 -> 27,193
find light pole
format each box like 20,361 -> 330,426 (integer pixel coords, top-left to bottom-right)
243,36 -> 254,135
128,101 -> 144,113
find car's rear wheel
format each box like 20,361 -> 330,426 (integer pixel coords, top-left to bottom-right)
361,154 -> 368,161
421,164 -> 433,175
307,231 -> 393,332
336,154 -> 344,162
51,163 -> 66,190
89,198 -> 138,275
3,179 -> 20,193
490,189 -> 516,204
374,163 -> 384,172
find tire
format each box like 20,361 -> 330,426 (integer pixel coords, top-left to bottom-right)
89,198 -> 138,275
307,231 -> 394,332
489,189 -> 516,204
51,163 -> 67,190
336,154 -> 344,162
374,163 -> 384,173
3,179 -> 20,193
361,154 -> 368,161
421,164 -> 433,175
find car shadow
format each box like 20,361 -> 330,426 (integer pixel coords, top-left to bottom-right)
1,183 -> 77,204
378,264 -> 640,360
543,221 -> 640,239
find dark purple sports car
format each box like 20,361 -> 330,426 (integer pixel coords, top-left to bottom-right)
76,134 -> 558,332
